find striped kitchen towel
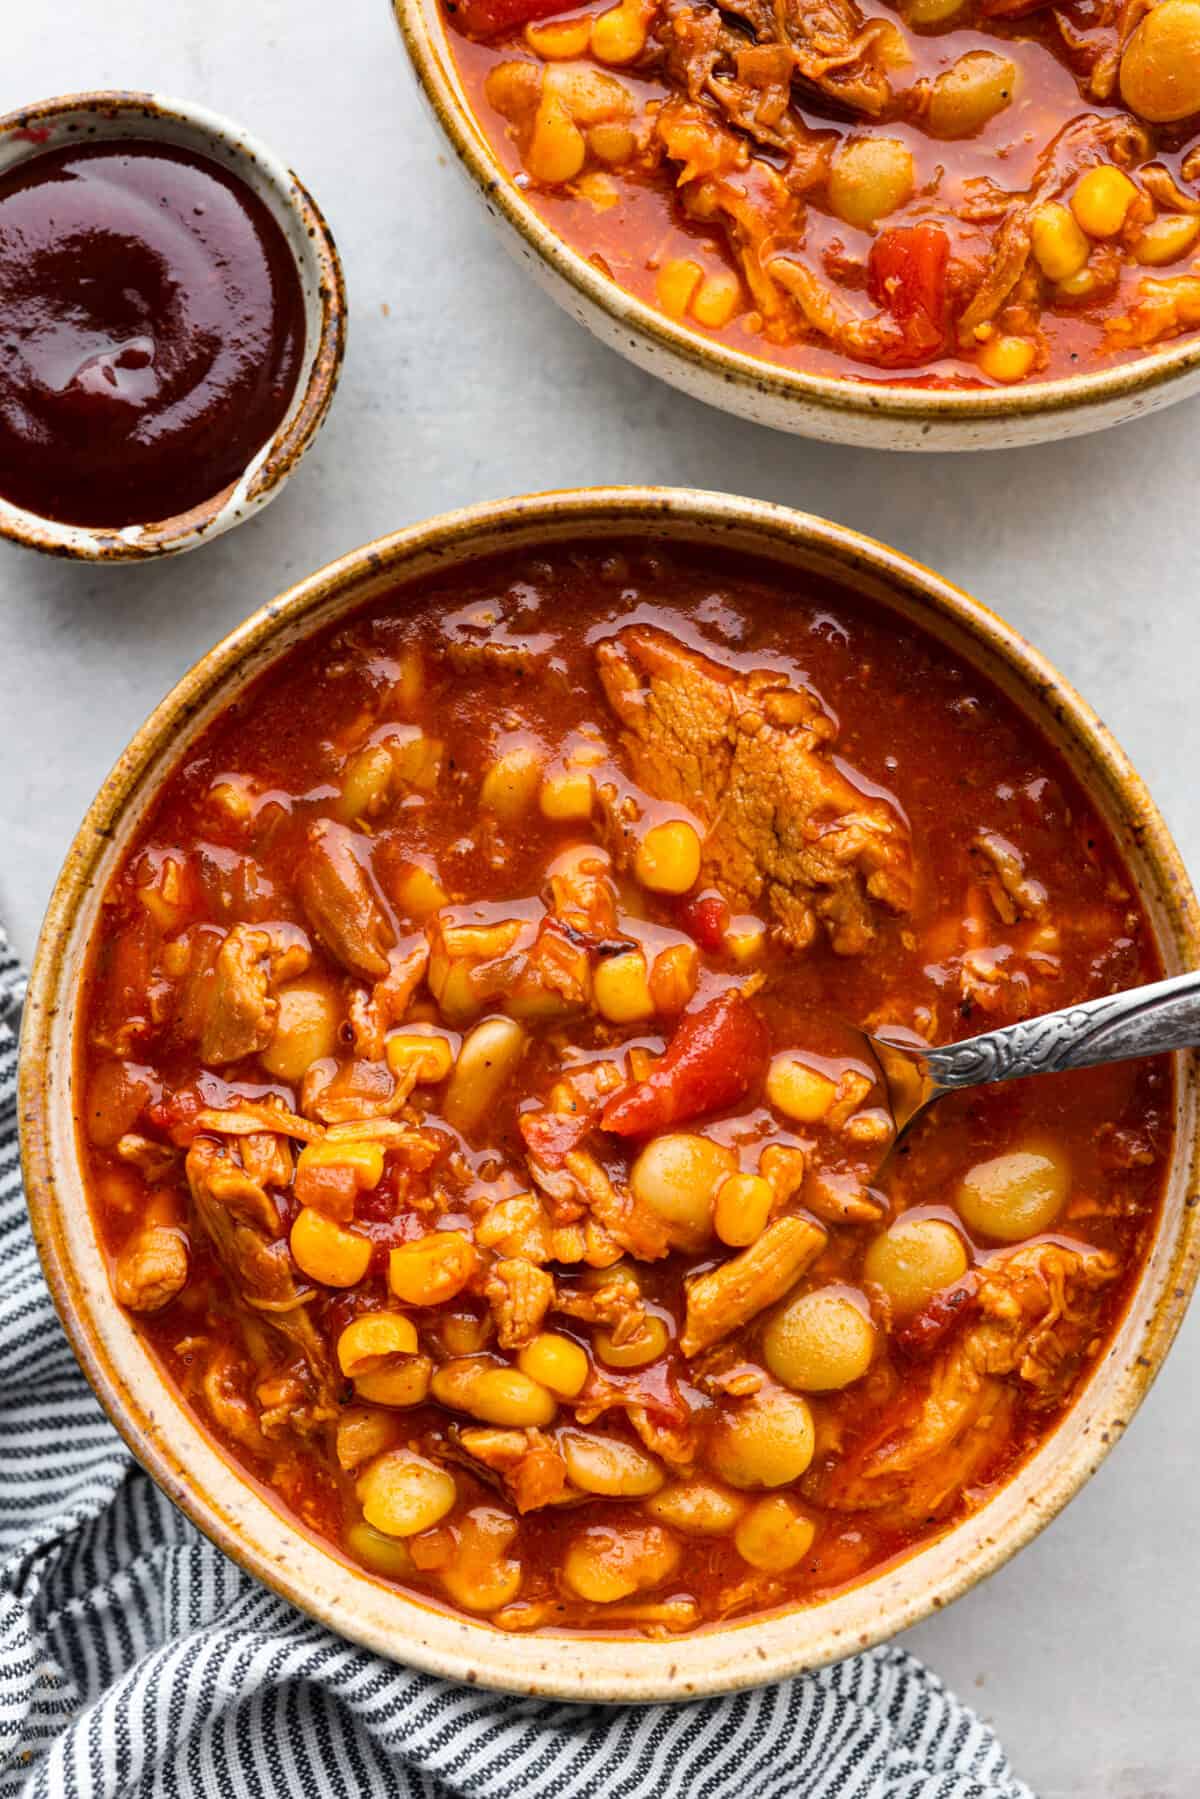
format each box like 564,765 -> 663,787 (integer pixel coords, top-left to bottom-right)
0,931 -> 1035,1799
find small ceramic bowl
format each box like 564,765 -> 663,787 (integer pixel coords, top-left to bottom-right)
393,0 -> 1200,452
18,488 -> 1200,1697
0,92 -> 347,561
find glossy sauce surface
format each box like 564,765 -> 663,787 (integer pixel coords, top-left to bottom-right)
0,141 -> 305,527
78,544 -> 1169,1635
442,0 -> 1200,386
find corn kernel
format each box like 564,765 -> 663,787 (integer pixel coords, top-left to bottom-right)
591,0 -> 648,63
691,269 -> 741,328
524,14 -> 592,55
635,819 -> 702,894
346,1519 -> 415,1577
656,258 -> 703,320
734,1495 -> 816,1572
386,1029 -> 455,1085
588,122 -> 637,165
481,742 -> 544,821
527,92 -> 587,186
358,1448 -> 457,1538
714,1172 -> 774,1248
298,1138 -> 384,1190
594,1314 -> 670,1368
393,861 -> 449,919
1071,165 -> 1137,238
766,1054 -> 836,1123
290,1207 -> 371,1288
977,333 -> 1037,383
1056,267 -> 1102,299
648,942 -> 699,1014
338,744 -> 394,823
338,1312 -> 419,1376
355,1357 -> 433,1407
388,1231 -> 478,1306
594,950 -> 655,1024
1135,213 -> 1200,265
518,1330 -> 589,1397
539,767 -> 594,820
1031,203 -> 1089,281
725,916 -> 767,964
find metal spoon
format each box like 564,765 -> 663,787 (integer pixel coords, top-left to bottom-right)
863,969 -> 1200,1139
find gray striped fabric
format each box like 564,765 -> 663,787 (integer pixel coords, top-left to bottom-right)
0,929 -> 1036,1799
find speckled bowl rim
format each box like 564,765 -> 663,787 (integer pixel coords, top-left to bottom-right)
18,487 -> 1200,1699
392,0 -> 1200,435
0,90 -> 347,562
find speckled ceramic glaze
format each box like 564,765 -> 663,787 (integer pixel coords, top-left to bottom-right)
0,92 -> 347,561
18,490 -> 1200,1697
392,1 -> 1200,451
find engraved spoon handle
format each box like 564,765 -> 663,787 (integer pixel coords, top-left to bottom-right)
924,970 -> 1200,1094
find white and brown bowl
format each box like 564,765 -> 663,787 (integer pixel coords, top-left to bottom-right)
18,488 -> 1200,1696
0,91 -> 347,561
391,3 -> 1200,453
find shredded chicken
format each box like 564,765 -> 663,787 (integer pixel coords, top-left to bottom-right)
486,1258 -> 555,1348
199,924 -> 310,1066
452,1426 -> 570,1511
820,1239 -> 1118,1520
598,625 -> 912,952
186,1138 -> 338,1429
680,1215 -> 828,1355
296,819 -> 394,980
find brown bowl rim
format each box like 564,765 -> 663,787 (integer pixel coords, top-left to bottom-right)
0,89 -> 348,562
17,486 -> 1200,1697
392,0 -> 1200,432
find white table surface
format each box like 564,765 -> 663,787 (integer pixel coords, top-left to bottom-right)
3,3 -> 1197,1792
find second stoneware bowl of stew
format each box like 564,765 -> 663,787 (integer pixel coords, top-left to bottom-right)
394,0 -> 1200,450
18,487 -> 1200,1697
0,92 -> 346,561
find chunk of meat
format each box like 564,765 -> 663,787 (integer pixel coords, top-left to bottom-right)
679,1214 -> 828,1355
555,1266 -> 647,1343
601,990 -> 770,1137
200,924 -> 310,1065
820,1239 -> 1118,1519
562,1149 -> 673,1262
348,941 -> 431,1060
597,625 -> 912,952
186,1138 -> 338,1426
113,1226 -> 189,1313
453,1427 -> 570,1512
486,1258 -> 555,1348
574,1366 -> 698,1466
296,819 -> 394,980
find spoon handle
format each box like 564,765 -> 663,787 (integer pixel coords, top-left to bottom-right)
925,969 -> 1200,1093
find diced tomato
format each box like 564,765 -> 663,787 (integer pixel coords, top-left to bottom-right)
675,890 -> 731,955
892,1274 -> 979,1357
600,990 -> 769,1137
867,224 -> 950,363
520,1106 -> 595,1170
445,0 -> 564,35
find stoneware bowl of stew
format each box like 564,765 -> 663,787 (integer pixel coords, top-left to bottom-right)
18,487 -> 1200,1697
394,0 -> 1200,450
0,92 -> 347,561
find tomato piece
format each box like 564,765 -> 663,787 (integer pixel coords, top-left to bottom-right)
675,890 -> 731,954
445,0 -> 564,34
867,224 -> 950,362
520,1106 -> 596,1169
892,1275 -> 979,1358
600,991 -> 769,1137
